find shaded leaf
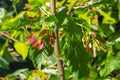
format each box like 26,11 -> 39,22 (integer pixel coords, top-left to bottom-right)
118,2 -> 120,21
45,15 -> 58,24
0,39 -> 9,56
62,34 -> 90,79
55,7 -> 67,26
0,57 -> 9,69
0,8 -> 6,23
12,0 -> 20,6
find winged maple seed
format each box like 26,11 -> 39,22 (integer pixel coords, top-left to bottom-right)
32,40 -> 39,48
38,40 -> 45,51
49,38 -> 55,45
94,15 -> 98,19
89,32 -> 96,38
26,29 -> 56,51
92,25 -> 98,30
32,69 -> 38,73
24,3 -> 32,11
24,3 -> 29,7
87,7 -> 93,12
87,43 -> 92,52
26,33 -> 38,44
26,33 -> 37,40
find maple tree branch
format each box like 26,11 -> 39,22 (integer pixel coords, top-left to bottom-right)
0,32 -> 19,42
62,0 -> 68,6
50,0 -> 65,80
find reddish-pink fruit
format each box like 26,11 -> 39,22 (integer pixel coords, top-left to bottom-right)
32,69 -> 38,73
89,32 -> 96,39
26,33 -> 37,44
24,3 -> 32,11
32,40 -> 38,48
31,33 -> 37,39
93,47 -> 96,58
38,40 -> 45,51
87,8 -> 93,12
83,43 -> 87,48
92,25 -> 98,30
86,43 -> 92,52
94,15 -> 98,19
49,38 -> 55,45
26,35 -> 32,39
25,3 -> 29,7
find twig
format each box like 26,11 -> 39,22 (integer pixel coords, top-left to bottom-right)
0,32 -> 19,42
67,0 -> 79,15
50,0 -> 56,15
50,0 -> 65,80
40,7 -> 50,16
62,0 -> 68,6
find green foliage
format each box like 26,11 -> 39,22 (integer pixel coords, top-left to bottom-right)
60,17 -> 89,78
0,0 -> 120,79
28,0 -> 45,11
0,56 -> 9,69
14,42 -> 29,60
1,11 -> 40,31
1,12 -> 25,30
0,8 -> 6,24
100,52 -> 120,77
12,0 -> 20,6
118,1 -> 120,21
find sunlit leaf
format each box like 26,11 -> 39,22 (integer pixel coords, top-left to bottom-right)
1,12 -> 25,30
28,0 -> 45,11
100,52 -> 120,77
14,42 -> 29,60
98,10 -> 116,24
